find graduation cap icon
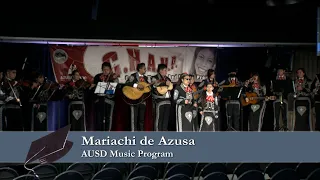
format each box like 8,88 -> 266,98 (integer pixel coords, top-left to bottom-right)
25,125 -> 73,165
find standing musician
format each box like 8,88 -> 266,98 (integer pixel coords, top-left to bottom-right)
293,68 -> 313,131
173,73 -> 198,131
271,67 -> 293,131
93,62 -> 119,131
223,70 -> 242,131
311,74 -> 320,130
0,66 -> 24,131
198,69 -> 218,91
151,64 -> 172,131
244,73 -> 268,131
198,83 -> 219,131
189,75 -> 199,100
0,71 -> 4,131
125,63 -> 149,131
66,70 -> 90,131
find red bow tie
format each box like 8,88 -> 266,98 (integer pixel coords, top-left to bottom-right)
206,95 -> 215,102
185,86 -> 192,93
253,83 -> 260,89
139,77 -> 145,82
298,79 -> 304,84
70,81 -> 75,87
277,76 -> 285,80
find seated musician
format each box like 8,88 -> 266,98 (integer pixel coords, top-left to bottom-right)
271,67 -> 293,131
243,73 -> 268,131
198,83 -> 219,131
223,69 -> 242,131
311,74 -> 320,130
293,68 -> 313,131
125,63 -> 149,131
151,64 -> 172,131
65,70 -> 88,131
0,66 -> 24,131
173,73 -> 198,131
93,62 -> 119,131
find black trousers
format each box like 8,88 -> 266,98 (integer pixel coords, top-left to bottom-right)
226,101 -> 240,131
273,100 -> 289,131
0,103 -> 4,131
130,103 -> 146,131
4,106 -> 23,131
294,97 -> 312,131
31,103 -> 48,131
248,101 -> 266,131
315,102 -> 320,131
68,101 -> 86,131
154,100 -> 171,131
95,97 -> 114,131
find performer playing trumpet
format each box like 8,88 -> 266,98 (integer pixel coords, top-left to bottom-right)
151,64 -> 172,131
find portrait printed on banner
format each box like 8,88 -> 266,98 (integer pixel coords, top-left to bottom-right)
189,47 -> 217,78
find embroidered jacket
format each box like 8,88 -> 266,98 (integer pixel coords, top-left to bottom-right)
198,91 -> 218,111
294,77 -> 311,96
173,84 -> 196,105
245,82 -> 267,101
125,72 -> 149,87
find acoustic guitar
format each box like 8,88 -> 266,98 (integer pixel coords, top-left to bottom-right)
240,92 -> 276,106
156,82 -> 173,95
122,82 -> 151,100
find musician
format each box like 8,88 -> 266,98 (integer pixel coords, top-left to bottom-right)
0,71 -> 4,131
0,66 -> 24,131
189,75 -> 199,100
28,72 -> 49,131
311,74 -> 320,130
198,83 -> 219,131
93,62 -> 119,131
125,63 -> 149,131
198,69 -> 218,91
66,70 -> 88,131
173,73 -> 198,131
244,73 -> 268,131
293,68 -> 313,131
223,70 -> 242,131
271,67 -> 293,131
151,64 -> 172,131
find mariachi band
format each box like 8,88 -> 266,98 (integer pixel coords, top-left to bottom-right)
0,62 -> 320,132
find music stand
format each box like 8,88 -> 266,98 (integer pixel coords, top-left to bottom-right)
220,86 -> 242,131
94,82 -> 118,131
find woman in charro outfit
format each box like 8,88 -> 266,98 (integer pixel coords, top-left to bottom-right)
173,73 -> 198,131
198,69 -> 219,92
198,83 -> 219,131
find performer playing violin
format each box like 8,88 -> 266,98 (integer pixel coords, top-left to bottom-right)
0,66 -> 24,131
151,64 -> 172,131
93,62 -> 119,131
189,75 -> 200,100
311,74 -> 320,131
173,73 -> 198,131
244,73 -> 268,131
198,69 -> 218,91
66,70 -> 89,131
125,63 -> 149,131
293,68 -> 313,131
198,83 -> 219,131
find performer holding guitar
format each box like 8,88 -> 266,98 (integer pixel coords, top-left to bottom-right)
93,62 -> 119,131
151,64 -> 173,131
243,73 -> 271,131
125,63 -> 149,131
173,73 -> 198,131
198,83 -> 219,131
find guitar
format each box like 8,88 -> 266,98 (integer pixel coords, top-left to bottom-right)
156,82 -> 173,95
240,92 -> 276,106
122,82 -> 151,100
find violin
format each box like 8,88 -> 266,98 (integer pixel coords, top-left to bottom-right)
100,73 -> 119,82
42,81 -> 61,90
74,79 -> 91,89
1,79 -> 33,89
